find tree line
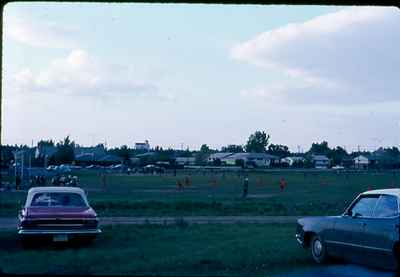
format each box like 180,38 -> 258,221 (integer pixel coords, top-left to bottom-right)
1,131 -> 400,168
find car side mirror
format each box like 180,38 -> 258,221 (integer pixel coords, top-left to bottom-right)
352,212 -> 362,218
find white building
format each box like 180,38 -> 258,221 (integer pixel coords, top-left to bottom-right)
311,155 -> 330,169
281,156 -> 305,166
135,140 -> 150,151
354,155 -> 369,169
207,152 -> 233,164
222,152 -> 277,167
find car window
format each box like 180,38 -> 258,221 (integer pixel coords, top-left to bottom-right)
31,193 -> 87,207
350,196 -> 379,217
373,195 -> 399,218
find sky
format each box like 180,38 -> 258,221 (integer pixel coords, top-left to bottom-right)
2,3 -> 400,152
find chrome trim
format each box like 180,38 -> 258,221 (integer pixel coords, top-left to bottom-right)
22,218 -> 98,221
325,240 -> 392,253
295,234 -> 304,245
37,224 -> 84,227
18,229 -> 102,235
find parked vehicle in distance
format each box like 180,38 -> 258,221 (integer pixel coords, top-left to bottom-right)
18,187 -> 101,245
46,165 -> 57,171
296,189 -> 400,270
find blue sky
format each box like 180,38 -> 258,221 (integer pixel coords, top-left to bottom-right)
2,3 -> 400,151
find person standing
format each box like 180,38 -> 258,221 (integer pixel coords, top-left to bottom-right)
242,177 -> 249,198
279,177 -> 286,192
15,175 -> 21,190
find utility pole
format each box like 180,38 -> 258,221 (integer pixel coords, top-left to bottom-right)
21,151 -> 24,185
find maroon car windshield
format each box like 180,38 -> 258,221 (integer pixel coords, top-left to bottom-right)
30,193 -> 87,207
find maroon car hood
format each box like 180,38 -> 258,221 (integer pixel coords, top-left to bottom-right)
26,207 -> 96,219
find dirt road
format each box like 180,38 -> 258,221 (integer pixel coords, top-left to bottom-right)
0,216 -> 301,230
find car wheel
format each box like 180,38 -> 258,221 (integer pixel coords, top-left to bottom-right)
20,237 -> 33,249
310,235 -> 328,264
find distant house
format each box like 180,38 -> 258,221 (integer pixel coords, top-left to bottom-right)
175,157 -> 196,166
341,157 -> 354,168
98,154 -> 122,164
74,145 -> 106,159
75,153 -> 96,163
222,152 -> 277,167
280,156 -> 305,166
354,155 -> 369,169
311,155 -> 330,169
368,149 -> 400,169
135,140 -> 150,151
207,152 -> 233,164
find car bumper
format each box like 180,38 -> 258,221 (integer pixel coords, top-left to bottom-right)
18,229 -> 102,235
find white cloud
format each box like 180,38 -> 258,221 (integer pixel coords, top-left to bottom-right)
10,49 -> 159,98
232,7 -> 400,105
4,13 -> 79,49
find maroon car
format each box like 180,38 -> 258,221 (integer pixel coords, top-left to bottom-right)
18,186 -> 101,244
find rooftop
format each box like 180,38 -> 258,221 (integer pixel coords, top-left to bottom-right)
27,186 -> 85,194
362,188 -> 400,198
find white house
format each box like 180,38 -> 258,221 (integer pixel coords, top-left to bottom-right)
222,152 -> 276,167
207,152 -> 233,164
354,155 -> 369,169
280,156 -> 305,166
135,140 -> 150,151
311,155 -> 330,169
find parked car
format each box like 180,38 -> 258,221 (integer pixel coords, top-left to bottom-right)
58,164 -> 72,173
18,186 -> 101,245
296,189 -> 400,269
46,165 -> 57,171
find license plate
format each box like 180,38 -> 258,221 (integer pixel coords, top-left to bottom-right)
53,234 -> 68,242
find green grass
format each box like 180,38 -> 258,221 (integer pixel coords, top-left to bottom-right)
0,224 -> 313,276
1,170 -> 399,217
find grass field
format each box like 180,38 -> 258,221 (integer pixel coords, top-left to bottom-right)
1,170 -> 398,276
0,223 -> 313,276
1,169 -> 399,217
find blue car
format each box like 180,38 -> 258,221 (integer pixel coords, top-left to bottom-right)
296,189 -> 400,269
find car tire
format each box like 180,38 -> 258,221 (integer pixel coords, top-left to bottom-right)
310,235 -> 328,264
20,237 -> 33,249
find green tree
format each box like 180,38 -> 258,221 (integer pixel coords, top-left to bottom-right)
245,131 -> 270,153
267,144 -> 290,158
116,145 -> 131,164
308,141 -> 331,155
221,144 -> 244,153
54,136 -> 75,164
195,144 -> 211,165
329,146 -> 348,166
200,144 -> 210,153
37,139 -> 55,148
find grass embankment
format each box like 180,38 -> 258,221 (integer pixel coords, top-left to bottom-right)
1,170 -> 399,217
0,223 -> 312,276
